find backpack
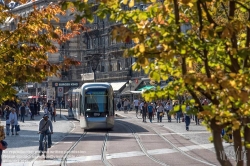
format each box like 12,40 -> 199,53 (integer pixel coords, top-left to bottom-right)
0,140 -> 8,150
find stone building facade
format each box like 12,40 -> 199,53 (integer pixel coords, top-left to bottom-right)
3,0 -> 148,101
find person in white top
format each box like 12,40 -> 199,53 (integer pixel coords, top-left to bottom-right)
8,108 -> 18,135
134,99 -> 139,114
156,103 -> 164,123
139,101 -> 144,115
43,104 -> 49,115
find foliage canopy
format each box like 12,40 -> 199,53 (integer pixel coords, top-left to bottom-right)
0,0 -> 81,102
65,0 -> 250,165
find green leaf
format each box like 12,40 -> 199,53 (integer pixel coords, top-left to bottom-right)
61,2 -> 73,10
180,49 -> 186,54
139,12 -> 148,20
241,33 -> 247,38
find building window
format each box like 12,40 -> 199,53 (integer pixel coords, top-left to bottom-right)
109,64 -> 112,71
117,62 -> 121,71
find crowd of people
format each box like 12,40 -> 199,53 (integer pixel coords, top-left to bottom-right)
0,99 -> 57,164
1,100 -> 57,136
116,98 -> 207,131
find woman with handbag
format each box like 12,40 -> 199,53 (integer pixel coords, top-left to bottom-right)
8,108 -> 18,135
156,102 -> 164,123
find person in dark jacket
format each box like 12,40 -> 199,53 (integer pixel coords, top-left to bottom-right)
142,102 -> 148,122
34,101 -> 37,115
29,102 -> 35,120
37,102 -> 40,115
19,103 -> 26,122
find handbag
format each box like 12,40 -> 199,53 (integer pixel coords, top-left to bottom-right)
0,140 -> 8,150
16,125 -> 20,132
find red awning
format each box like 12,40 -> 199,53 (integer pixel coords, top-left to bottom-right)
28,96 -> 39,99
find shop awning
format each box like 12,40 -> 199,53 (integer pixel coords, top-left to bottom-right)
138,85 -> 155,91
110,82 -> 127,93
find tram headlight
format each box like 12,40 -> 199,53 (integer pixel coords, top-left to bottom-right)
87,114 -> 88,117
106,114 -> 107,117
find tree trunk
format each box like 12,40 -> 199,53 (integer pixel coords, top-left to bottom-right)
233,129 -> 243,166
244,118 -> 250,165
212,126 -> 233,166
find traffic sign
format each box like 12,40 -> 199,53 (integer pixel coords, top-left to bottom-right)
47,88 -> 54,101
57,87 -> 64,97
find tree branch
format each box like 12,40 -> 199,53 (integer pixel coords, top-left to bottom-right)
200,2 -> 218,27
197,86 -> 220,105
228,1 -> 240,72
221,2 -> 230,20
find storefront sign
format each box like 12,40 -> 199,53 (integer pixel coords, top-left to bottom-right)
52,82 -> 79,87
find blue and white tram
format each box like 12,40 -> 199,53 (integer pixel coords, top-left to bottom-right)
71,83 -> 115,129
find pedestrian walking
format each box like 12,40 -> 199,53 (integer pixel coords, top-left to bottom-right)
34,101 -> 38,115
29,101 -> 35,120
147,103 -> 154,123
50,103 -> 56,122
134,98 -> 139,114
139,101 -> 144,116
156,102 -> 164,123
9,108 -> 18,135
185,104 -> 191,131
61,99 -> 65,109
117,101 -> 121,111
5,112 -> 10,136
176,104 -> 182,123
142,102 -> 148,122
19,103 -> 26,123
165,102 -> 172,122
123,99 -> 129,113
37,101 -> 40,115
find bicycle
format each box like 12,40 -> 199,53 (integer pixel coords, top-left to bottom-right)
38,132 -> 48,160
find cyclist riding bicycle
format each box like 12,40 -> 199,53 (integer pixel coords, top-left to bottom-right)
38,114 -> 53,156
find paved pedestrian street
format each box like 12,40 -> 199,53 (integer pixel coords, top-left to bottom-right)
1,110 -> 73,166
1,110 -> 237,166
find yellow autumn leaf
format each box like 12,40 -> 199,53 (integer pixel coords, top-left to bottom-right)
123,0 -> 128,5
139,43 -> 145,53
133,37 -> 140,44
229,80 -> 236,87
128,0 -> 134,8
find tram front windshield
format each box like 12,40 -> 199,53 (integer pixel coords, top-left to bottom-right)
85,90 -> 107,113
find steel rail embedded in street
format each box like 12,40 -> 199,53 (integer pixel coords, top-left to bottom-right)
101,132 -> 113,166
60,132 -> 87,166
116,120 -> 168,166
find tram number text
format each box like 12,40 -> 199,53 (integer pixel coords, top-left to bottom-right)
94,113 -> 100,116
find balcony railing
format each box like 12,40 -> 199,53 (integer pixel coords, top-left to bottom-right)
95,70 -> 130,80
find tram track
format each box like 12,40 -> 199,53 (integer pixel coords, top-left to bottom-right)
116,120 -> 168,166
101,131 -> 113,166
60,132 -> 87,166
144,122 -> 216,166
124,116 -> 217,166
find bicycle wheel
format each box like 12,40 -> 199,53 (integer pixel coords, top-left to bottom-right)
44,142 -> 47,159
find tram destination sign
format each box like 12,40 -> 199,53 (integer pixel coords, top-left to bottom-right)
52,82 -> 79,87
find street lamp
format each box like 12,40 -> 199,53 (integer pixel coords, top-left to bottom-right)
89,54 -> 101,82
